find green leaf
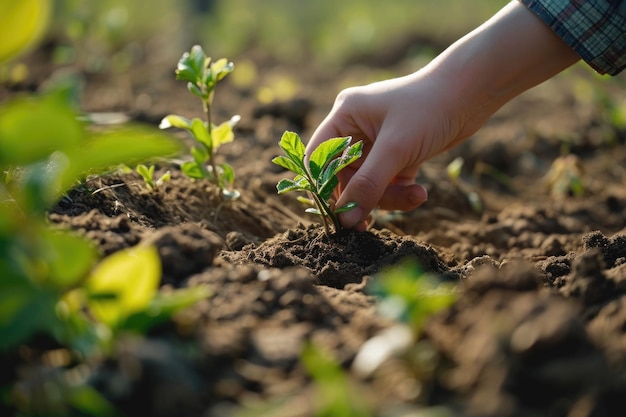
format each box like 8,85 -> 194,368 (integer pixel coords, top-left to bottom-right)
334,201 -> 358,213
276,178 -> 304,194
277,175 -> 310,194
277,131 -> 306,172
271,155 -> 307,176
159,114 -> 192,130
176,45 -> 206,84
136,163 -> 153,179
296,196 -> 315,206
318,175 -> 338,201
181,161 -> 205,179
212,121 -> 234,150
86,245 -> 161,329
324,141 -> 363,177
330,140 -> 363,178
305,207 -> 322,215
187,82 -> 205,98
0,94 -> 84,167
220,162 -> 235,187
309,136 -> 351,180
212,58 -> 234,82
39,229 -> 98,289
191,145 -> 209,165
190,118 -> 212,149
0,0 -> 51,64
316,140 -> 363,198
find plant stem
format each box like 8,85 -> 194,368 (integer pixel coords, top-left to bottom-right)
311,193 -> 332,237
203,96 -> 221,192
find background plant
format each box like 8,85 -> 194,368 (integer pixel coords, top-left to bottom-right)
0,13 -> 210,413
272,131 -> 363,236
160,44 -> 240,199
0,90 -> 212,415
135,163 -> 171,191
352,260 -> 457,403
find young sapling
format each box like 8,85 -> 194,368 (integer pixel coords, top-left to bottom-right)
136,164 -> 171,191
160,45 -> 240,199
272,131 -> 363,237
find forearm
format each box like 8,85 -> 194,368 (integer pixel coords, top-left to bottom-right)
425,1 -> 580,135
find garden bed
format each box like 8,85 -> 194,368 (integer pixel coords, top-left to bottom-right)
4,41 -> 626,417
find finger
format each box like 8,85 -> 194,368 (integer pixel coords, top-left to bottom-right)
334,138 -> 405,228
377,183 -> 428,211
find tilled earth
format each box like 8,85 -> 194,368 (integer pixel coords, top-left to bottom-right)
4,42 -> 626,416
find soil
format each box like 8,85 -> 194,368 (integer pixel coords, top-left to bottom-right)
3,39 -> 626,417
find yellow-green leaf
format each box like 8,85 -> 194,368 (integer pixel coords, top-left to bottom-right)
212,121 -> 234,150
86,245 -> 161,328
159,114 -> 192,130
0,0 -> 51,64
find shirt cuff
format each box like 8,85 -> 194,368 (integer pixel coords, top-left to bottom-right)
518,0 -> 626,75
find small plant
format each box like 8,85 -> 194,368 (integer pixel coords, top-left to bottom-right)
160,45 -> 240,199
136,163 -> 171,191
353,260 -> 457,395
272,131 -> 363,236
544,154 -> 585,198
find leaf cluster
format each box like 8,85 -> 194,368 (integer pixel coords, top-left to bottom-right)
175,45 -> 234,100
272,131 -> 362,235
369,260 -> 457,333
136,163 -> 171,191
0,90 -> 207,414
160,45 -> 239,197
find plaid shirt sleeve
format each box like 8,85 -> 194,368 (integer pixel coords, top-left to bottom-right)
518,0 -> 626,75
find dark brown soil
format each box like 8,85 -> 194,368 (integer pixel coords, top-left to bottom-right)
3,39 -> 626,417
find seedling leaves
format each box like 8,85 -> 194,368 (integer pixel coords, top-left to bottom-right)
275,131 -> 306,173
273,131 -> 362,235
309,136 -> 351,179
176,45 -> 206,84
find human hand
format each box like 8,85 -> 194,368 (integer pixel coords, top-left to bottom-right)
306,1 -> 579,231
306,71 -> 478,231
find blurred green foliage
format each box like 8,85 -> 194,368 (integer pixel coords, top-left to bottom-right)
43,0 -> 507,71
199,0 -> 507,65
0,5 -> 210,415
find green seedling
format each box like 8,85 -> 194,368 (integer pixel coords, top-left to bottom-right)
272,131 -> 363,237
446,156 -> 464,184
353,260 -> 457,393
544,154 -> 585,198
136,163 -> 171,191
368,260 -> 457,334
160,45 -> 240,199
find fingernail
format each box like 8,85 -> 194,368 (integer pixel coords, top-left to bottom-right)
340,207 -> 363,228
